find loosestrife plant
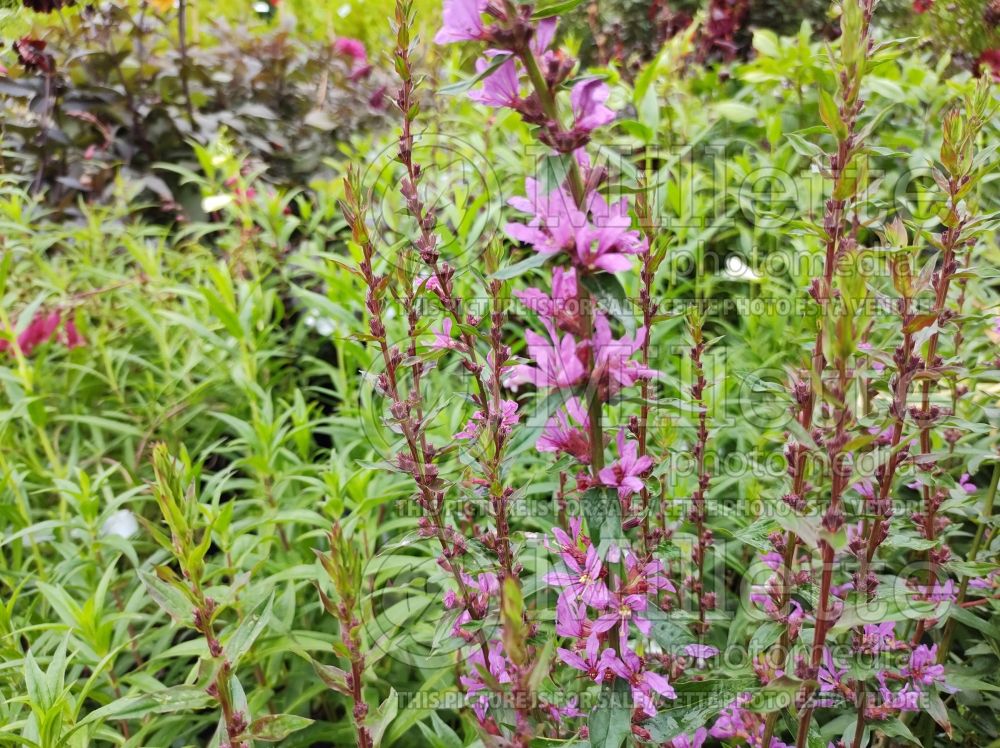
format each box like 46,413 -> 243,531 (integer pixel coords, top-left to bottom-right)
340,0 -> 999,746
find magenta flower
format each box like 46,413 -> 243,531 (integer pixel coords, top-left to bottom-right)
537,397 -> 591,463
456,399 -> 519,440
430,318 -> 462,351
818,648 -> 847,693
593,593 -> 650,639
1,310 -> 84,357
557,635 -> 615,683
505,179 -> 584,256
683,644 -> 719,668
515,266 -> 584,335
958,473 -> 976,493
546,545 -> 610,607
592,317 -> 658,398
599,430 -> 653,499
434,0 -> 488,44
604,647 -> 676,716
333,37 -> 366,62
505,179 -> 646,273
623,552 -> 675,595
545,516 -> 585,555
570,79 -> 616,133
574,191 -> 647,272
468,56 -> 520,108
667,728 -> 708,748
555,593 -> 594,639
904,644 -> 945,687
858,622 -> 903,654
541,696 -> 583,720
531,17 -> 557,56
504,325 -> 587,390
461,639 -> 511,720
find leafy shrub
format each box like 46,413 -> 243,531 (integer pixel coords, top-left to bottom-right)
0,2 -> 393,212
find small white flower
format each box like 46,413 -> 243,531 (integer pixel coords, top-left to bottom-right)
101,509 -> 139,539
723,255 -> 761,282
303,310 -> 335,337
315,317 -> 335,336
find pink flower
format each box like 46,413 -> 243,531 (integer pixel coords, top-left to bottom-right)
537,397 -> 591,463
531,18 -> 557,56
515,266 -> 584,335
456,399 -> 519,440
546,545 -> 611,607
62,318 -> 85,348
667,728 -> 708,748
430,318 -> 463,351
591,316 -> 658,398
1,310 -> 84,357
434,0 -> 488,44
542,696 -> 583,720
818,648 -> 847,693
504,325 -> 587,390
604,647 -> 676,716
623,552 -> 675,595
574,191 -> 647,272
555,594 -> 594,638
557,635 -> 615,683
857,622 -> 903,655
593,593 -> 650,639
461,640 -> 511,720
333,37 -> 366,62
505,179 -> 646,273
599,430 -> 652,499
570,79 -> 616,133
904,644 -> 945,687
683,644 -> 718,667
333,37 -> 371,80
958,473 -> 976,493
545,516 -> 585,555
468,55 -> 521,108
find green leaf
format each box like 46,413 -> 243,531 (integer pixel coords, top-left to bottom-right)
139,568 -> 194,626
588,677 -> 631,748
83,686 -> 213,723
532,0 -> 586,17
439,54 -> 513,96
364,687 -> 399,747
489,251 -> 549,281
249,714 -> 314,742
870,717 -> 920,746
225,592 -> 274,668
647,677 -> 757,742
713,101 -> 757,123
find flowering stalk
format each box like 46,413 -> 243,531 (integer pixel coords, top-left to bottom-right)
395,0 -> 521,579
760,2 -> 877,745
910,82 -> 994,644
634,184 -> 667,552
686,307 -> 713,635
435,0 -> 673,736
340,173 -> 490,664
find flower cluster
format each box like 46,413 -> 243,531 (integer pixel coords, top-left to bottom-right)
1,309 -> 85,356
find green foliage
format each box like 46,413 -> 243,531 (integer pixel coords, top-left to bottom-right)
0,8 -> 998,748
